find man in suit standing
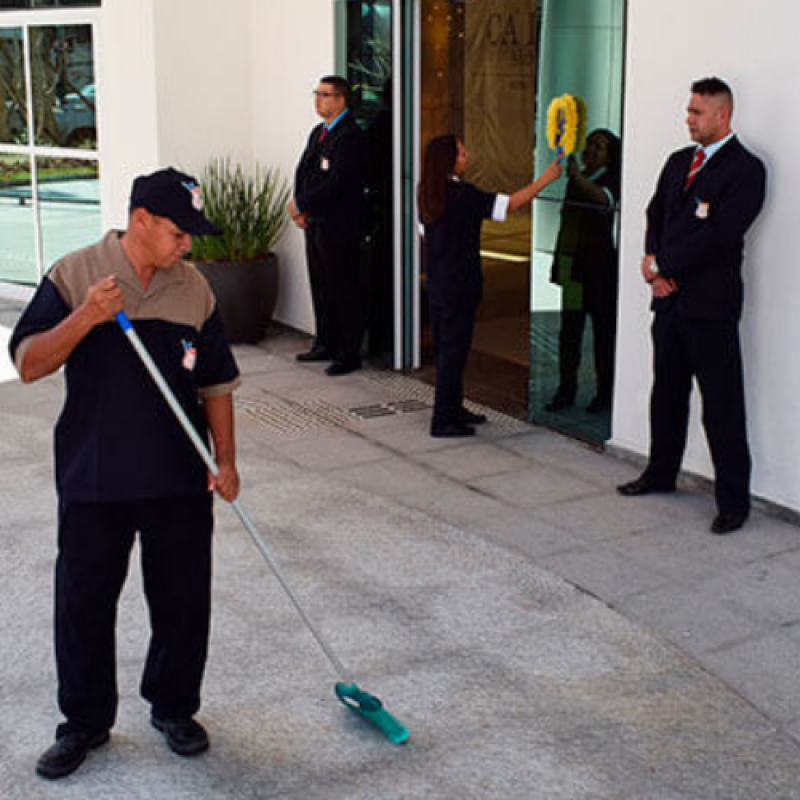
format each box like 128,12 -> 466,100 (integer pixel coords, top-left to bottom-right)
290,76 -> 367,376
617,77 -> 767,535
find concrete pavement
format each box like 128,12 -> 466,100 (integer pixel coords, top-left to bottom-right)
2,297 -> 800,798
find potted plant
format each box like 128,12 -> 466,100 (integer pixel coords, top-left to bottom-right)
191,157 -> 291,344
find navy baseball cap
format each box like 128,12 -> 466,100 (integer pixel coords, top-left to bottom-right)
129,167 -> 221,236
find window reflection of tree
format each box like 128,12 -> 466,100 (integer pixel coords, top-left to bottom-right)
30,27 -> 61,145
0,36 -> 24,144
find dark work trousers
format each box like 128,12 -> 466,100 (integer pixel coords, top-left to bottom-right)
645,307 -> 750,516
55,494 -> 213,736
305,225 -> 364,362
556,308 -> 617,401
430,299 -> 477,428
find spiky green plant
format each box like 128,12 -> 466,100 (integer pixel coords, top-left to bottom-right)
191,157 -> 291,262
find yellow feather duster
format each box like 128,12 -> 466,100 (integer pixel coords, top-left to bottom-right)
546,94 -> 587,156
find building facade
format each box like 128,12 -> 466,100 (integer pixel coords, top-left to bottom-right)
0,0 -> 795,514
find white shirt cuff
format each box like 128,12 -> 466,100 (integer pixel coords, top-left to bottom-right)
492,194 -> 510,222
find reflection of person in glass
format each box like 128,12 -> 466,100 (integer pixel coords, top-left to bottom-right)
546,129 -> 622,414
419,135 -> 562,438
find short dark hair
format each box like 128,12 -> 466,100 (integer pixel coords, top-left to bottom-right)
319,75 -> 351,105
691,77 -> 733,109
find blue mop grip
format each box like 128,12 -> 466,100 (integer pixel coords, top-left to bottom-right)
115,311 -> 132,331
335,682 -> 410,745
555,108 -> 565,157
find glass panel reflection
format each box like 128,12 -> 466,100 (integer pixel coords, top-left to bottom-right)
30,24 -> 95,149
0,27 -> 26,145
0,153 -> 37,282
37,155 -> 99,267
529,0 -> 625,443
342,0 -> 394,362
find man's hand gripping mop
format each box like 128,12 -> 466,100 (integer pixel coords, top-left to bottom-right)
115,311 -> 409,745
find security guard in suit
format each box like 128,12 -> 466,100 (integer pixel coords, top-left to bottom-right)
290,76 -> 367,376
618,78 -> 767,535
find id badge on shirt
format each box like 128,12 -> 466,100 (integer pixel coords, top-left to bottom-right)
320,157 -> 330,171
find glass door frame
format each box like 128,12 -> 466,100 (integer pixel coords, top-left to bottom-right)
0,6 -> 102,285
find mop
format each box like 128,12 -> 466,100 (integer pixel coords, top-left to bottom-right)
114,311 -> 409,745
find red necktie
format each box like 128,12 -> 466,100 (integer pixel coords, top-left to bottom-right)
319,127 -> 328,143
684,149 -> 705,189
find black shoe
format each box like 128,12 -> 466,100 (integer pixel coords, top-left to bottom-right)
151,715 -> 209,757
430,422 -> 475,438
544,392 -> 575,412
586,395 -> 610,414
296,347 -> 333,363
617,476 -> 675,496
710,513 -> 748,535
325,358 -> 361,376
36,730 -> 110,780
459,409 -> 487,426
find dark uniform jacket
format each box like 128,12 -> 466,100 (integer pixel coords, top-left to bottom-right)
294,112 -> 367,243
9,232 -> 240,502
646,136 -> 766,321
423,180 -> 497,308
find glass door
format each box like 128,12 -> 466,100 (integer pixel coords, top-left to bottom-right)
529,0 -> 625,443
417,0 -> 541,416
336,0 -> 406,367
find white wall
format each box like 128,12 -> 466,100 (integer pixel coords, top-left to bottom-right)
99,0 -> 254,226
97,0 -> 160,229
152,0 -> 253,173
613,0 -> 798,509
250,0 -> 336,332
99,0 -> 335,333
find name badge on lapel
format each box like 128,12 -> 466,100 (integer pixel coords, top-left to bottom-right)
695,200 -> 710,220
320,157 -> 331,171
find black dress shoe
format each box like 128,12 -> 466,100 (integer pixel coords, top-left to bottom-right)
617,476 -> 675,496
296,347 -> 333,362
586,395 -> 610,414
325,359 -> 361,376
151,714 -> 209,757
710,513 -> 748,535
544,392 -> 575,412
459,409 -> 487,426
36,730 -> 110,780
430,422 -> 475,438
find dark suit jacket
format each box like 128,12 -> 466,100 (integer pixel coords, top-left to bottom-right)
294,112 -> 367,243
646,136 -> 766,321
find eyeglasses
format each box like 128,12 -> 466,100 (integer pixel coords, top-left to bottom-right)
313,90 -> 341,98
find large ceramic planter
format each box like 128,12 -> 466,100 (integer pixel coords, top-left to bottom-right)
194,253 -> 278,344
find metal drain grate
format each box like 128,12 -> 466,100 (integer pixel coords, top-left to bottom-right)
347,398 -> 430,421
236,396 -> 353,433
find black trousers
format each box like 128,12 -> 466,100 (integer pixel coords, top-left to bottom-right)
645,307 -> 750,516
55,494 -> 213,736
305,226 -> 364,362
556,307 -> 617,401
430,299 -> 476,428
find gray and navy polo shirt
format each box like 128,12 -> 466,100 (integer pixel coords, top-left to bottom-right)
10,231 -> 240,502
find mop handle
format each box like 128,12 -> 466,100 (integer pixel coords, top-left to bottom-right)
114,312 -> 352,684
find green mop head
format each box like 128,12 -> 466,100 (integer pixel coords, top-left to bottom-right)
335,683 -> 410,745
